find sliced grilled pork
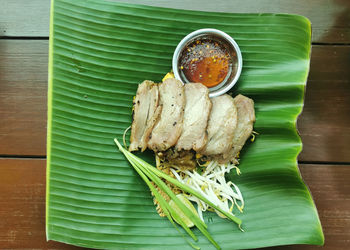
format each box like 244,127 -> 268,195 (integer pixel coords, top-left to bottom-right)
129,80 -> 161,152
175,83 -> 211,151
199,94 -> 237,156
220,94 -> 255,162
148,78 -> 185,151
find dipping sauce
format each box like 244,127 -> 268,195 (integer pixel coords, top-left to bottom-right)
178,37 -> 238,88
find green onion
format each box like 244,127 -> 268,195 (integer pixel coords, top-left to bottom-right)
114,138 -> 243,249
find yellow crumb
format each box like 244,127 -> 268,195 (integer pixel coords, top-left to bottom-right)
162,72 -> 175,82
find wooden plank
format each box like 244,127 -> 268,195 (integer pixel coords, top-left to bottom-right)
0,40 -> 349,162
0,0 -> 50,37
0,158 -> 349,249
0,40 -> 48,156
0,0 -> 349,43
0,159 -> 83,249
298,45 -> 350,162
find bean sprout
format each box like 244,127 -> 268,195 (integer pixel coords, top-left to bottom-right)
170,161 -> 244,221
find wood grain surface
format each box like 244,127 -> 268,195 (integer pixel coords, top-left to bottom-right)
298,45 -> 350,162
1,0 -> 349,249
1,40 -> 349,162
0,159 -> 348,249
0,0 -> 349,43
0,40 -> 48,156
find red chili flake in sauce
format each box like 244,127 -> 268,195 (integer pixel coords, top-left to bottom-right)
179,38 -> 237,88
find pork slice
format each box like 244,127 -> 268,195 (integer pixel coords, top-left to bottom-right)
148,78 -> 185,151
220,94 -> 255,162
175,83 -> 211,151
199,94 -> 237,156
129,80 -> 160,152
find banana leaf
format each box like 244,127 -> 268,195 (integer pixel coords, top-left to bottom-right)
46,0 -> 324,249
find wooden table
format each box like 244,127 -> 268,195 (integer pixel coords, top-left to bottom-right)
1,0 -> 349,249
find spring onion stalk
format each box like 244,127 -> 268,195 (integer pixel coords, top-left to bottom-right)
114,138 -> 243,250
115,139 -> 242,226
142,166 -> 207,230
131,159 -> 200,249
142,165 -> 221,248
114,139 -> 220,249
124,146 -> 242,226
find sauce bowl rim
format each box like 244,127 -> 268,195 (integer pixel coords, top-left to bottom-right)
172,28 -> 243,98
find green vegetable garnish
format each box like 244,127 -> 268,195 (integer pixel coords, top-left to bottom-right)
114,138 -> 242,250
